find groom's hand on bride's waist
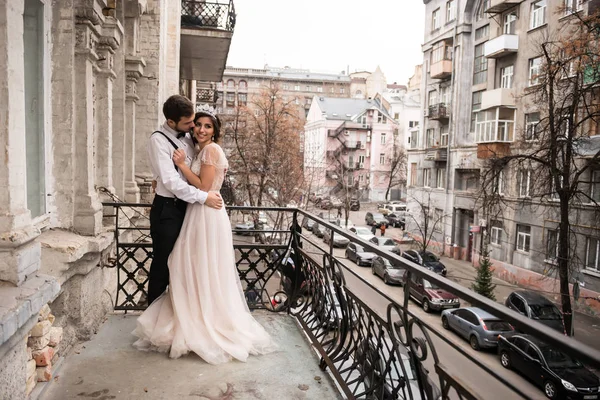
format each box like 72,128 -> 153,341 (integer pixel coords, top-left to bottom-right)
205,192 -> 223,209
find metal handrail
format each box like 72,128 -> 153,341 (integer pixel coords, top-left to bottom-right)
181,0 -> 236,31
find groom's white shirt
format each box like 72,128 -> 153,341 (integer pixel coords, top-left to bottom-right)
147,122 -> 208,204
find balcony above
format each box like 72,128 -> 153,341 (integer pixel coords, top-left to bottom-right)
485,0 -> 524,14
484,34 -> 518,59
428,103 -> 450,120
477,142 -> 511,159
481,88 -> 515,110
180,0 -> 236,82
430,60 -> 452,79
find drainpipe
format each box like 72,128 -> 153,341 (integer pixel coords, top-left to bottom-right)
446,4 -> 459,254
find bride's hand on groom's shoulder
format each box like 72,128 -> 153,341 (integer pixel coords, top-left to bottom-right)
205,192 -> 223,209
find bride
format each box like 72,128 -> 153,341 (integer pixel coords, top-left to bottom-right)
132,109 -> 277,363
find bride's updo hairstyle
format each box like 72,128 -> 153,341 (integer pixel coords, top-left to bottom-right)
194,111 -> 221,143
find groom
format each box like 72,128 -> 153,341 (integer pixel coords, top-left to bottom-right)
147,95 -> 223,305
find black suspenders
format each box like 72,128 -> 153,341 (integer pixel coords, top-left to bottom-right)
153,130 -> 180,172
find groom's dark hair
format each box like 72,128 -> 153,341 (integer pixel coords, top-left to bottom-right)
163,95 -> 194,123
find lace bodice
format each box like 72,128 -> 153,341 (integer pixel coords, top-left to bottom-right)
190,143 -> 229,191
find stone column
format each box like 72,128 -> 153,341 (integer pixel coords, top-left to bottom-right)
0,0 -> 41,285
95,17 -> 123,198
124,56 -> 145,203
73,20 -> 103,235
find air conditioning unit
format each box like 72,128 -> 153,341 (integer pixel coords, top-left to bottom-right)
423,109 -> 429,117
366,150 -> 370,157
360,144 -> 366,149
358,162 -> 364,169
344,130 -> 350,136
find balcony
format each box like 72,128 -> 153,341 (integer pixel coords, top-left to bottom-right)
477,142 -> 512,159
481,88 -> 515,110
68,203 -> 600,400
430,59 -> 452,79
428,103 -> 449,120
484,34 -> 518,59
425,148 -> 448,162
196,87 -> 219,104
485,0 -> 524,14
180,0 -> 236,81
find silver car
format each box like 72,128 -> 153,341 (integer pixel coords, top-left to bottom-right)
349,226 -> 376,242
369,236 -> 401,255
441,307 -> 514,350
323,229 -> 350,248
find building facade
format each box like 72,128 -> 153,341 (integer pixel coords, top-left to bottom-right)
304,97 -> 401,202
411,0 -> 600,313
0,0 -> 234,397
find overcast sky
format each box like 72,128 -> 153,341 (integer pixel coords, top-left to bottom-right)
226,0 -> 425,85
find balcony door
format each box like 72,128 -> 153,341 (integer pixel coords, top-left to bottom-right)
503,12 -> 517,35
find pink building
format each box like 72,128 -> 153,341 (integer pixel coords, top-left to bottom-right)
304,96 -> 401,202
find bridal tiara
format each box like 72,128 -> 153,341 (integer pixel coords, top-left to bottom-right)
197,103 -> 217,118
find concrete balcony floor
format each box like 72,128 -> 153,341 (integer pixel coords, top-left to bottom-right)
41,312 -> 340,400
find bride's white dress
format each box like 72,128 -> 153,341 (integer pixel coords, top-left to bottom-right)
132,142 -> 277,363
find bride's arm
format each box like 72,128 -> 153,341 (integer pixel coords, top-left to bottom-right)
173,149 -> 213,192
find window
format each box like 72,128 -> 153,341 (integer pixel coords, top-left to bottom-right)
494,170 -> 504,195
348,175 -> 354,186
516,225 -> 531,253
510,297 -> 527,315
410,130 -> 419,149
226,92 -> 235,107
431,41 -> 452,65
306,85 -> 311,92
24,0 -> 46,218
501,65 -> 514,89
294,98 -> 299,105
394,113 -> 400,120
428,90 -> 438,107
238,93 -> 247,106
586,237 -> 599,271
491,220 -> 503,245
530,1 -> 546,29
239,80 -> 247,89
410,163 -> 417,186
381,132 -> 386,144
436,168 -> 446,188
471,91 -> 483,132
475,24 -> 489,41
525,113 -> 541,141
518,169 -> 531,197
377,112 -> 387,124
529,57 -> 542,86
226,79 -> 235,89
423,169 -> 431,187
379,153 -> 385,165
564,0 -> 583,15
591,170 -> 600,203
426,128 -> 436,148
330,87 -> 335,93
441,125 -> 449,147
432,8 -> 441,30
317,86 -> 323,93
473,43 -> 488,85
434,208 -> 444,232
503,13 -> 517,35
446,0 -> 456,21
546,230 -> 559,261
409,121 -> 418,128
282,84 -> 289,90
340,88 -> 345,94
294,85 -> 300,91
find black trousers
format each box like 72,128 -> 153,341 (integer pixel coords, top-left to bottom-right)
148,195 -> 187,305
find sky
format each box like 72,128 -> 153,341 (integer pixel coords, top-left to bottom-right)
226,0 -> 426,86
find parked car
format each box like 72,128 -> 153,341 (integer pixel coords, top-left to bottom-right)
257,211 -> 268,224
386,212 -> 406,229
301,216 -> 316,231
234,221 -> 255,236
441,307 -> 514,350
365,212 -> 389,227
350,198 -> 360,211
345,243 -> 377,266
403,271 -> 460,313
349,226 -> 376,242
330,218 -> 354,230
323,229 -> 350,248
315,284 -> 357,330
369,236 -> 401,255
378,203 -> 408,216
372,256 -> 406,285
311,223 -> 326,238
401,250 -> 447,276
505,291 -> 565,334
498,334 -> 600,399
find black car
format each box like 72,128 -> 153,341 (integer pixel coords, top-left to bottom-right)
301,216 -> 316,231
371,256 -> 406,285
505,291 -> 565,334
401,250 -> 447,276
311,223 -> 326,238
345,243 -> 376,266
350,198 -> 360,211
386,213 -> 406,229
365,212 -> 388,227
498,334 -> 600,399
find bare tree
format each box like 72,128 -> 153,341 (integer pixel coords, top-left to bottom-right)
407,190 -> 446,253
383,130 -> 408,201
478,11 -> 600,335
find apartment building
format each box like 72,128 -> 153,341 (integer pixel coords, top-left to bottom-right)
412,0 -> 600,303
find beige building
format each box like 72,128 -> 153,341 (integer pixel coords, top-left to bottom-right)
0,0 -> 234,397
411,0 -> 600,306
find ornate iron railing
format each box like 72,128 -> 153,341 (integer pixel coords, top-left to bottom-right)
103,203 -> 600,399
181,0 -> 236,31
196,87 -> 219,104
